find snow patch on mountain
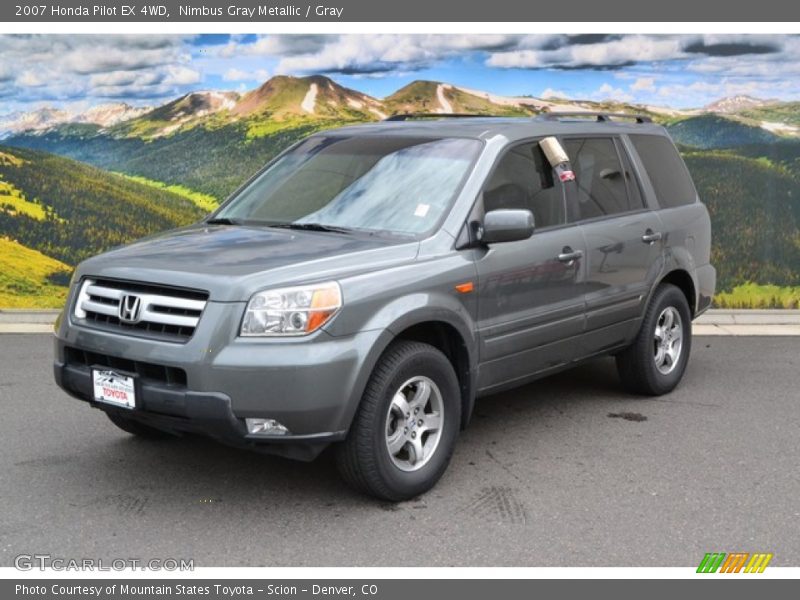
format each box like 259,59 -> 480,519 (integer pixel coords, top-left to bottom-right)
760,121 -> 800,135
76,103 -> 151,127
301,83 -> 319,114
705,95 -> 771,114
436,84 -> 453,113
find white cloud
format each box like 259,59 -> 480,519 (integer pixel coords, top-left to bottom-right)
220,35 -> 330,58
17,71 -> 47,87
89,71 -> 162,88
541,88 -> 568,99
592,83 -> 634,103
630,77 -> 656,92
248,34 -> 525,76
222,67 -> 269,82
487,36 -> 683,70
0,35 -> 198,104
163,65 -> 201,86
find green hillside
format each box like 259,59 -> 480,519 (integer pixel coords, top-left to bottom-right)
0,145 -> 206,268
739,102 -> 800,127
6,118 -> 350,201
113,173 -> 219,212
725,139 -> 800,179
8,121 -> 345,201
667,115 -> 780,148
684,149 -> 800,290
0,237 -> 70,308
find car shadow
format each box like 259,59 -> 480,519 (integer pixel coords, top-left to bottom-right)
78,356 -> 636,503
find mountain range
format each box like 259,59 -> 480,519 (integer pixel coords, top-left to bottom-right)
3,75 -> 799,142
0,103 -> 152,137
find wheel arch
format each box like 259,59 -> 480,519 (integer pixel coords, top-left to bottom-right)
659,268 -> 697,317
392,320 -> 475,430
342,305 -> 478,435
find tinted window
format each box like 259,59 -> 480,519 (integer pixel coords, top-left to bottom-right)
629,134 -> 697,208
564,137 -> 641,221
483,142 -> 565,229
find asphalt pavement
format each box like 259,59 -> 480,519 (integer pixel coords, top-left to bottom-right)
1,334 -> 798,567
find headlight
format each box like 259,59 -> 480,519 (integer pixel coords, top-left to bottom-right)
240,281 -> 342,337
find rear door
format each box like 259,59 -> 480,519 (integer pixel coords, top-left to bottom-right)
474,140 -> 587,393
561,136 -> 664,356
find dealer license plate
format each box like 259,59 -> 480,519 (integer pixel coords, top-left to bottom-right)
92,369 -> 136,409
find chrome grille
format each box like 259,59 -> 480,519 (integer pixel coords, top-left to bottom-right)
73,278 -> 208,342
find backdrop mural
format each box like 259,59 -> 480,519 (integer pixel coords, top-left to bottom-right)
1,34 -> 799,308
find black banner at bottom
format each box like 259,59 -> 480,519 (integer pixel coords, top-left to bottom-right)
3,579 -> 796,600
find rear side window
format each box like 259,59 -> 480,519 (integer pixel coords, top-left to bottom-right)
629,134 -> 697,208
483,141 -> 565,229
563,137 -> 644,222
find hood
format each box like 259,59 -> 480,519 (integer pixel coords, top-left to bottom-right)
76,224 -> 420,302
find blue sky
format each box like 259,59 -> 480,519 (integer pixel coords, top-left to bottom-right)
2,34 -> 800,114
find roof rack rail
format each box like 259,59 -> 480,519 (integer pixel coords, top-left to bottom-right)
542,111 -> 652,124
384,113 -> 497,121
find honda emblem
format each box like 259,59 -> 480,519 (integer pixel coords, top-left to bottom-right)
118,294 -> 142,324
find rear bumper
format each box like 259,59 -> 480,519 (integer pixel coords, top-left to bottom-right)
695,263 -> 716,317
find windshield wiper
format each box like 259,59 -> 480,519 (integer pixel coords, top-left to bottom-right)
269,222 -> 353,234
205,217 -> 242,225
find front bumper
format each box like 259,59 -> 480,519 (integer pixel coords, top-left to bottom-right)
54,360 -> 346,460
54,300 -> 387,460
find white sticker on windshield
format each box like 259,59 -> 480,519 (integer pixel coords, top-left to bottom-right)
414,203 -> 430,218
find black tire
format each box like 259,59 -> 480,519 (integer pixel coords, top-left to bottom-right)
336,340 -> 461,501
106,412 -> 174,439
616,283 -> 692,396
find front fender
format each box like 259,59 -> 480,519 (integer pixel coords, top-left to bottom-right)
337,295 -> 479,435
323,251 -> 480,433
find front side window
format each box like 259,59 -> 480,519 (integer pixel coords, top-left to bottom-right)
482,141 -> 565,229
564,137 -> 643,221
215,135 -> 482,236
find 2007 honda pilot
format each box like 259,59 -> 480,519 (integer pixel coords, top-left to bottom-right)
54,113 -> 715,501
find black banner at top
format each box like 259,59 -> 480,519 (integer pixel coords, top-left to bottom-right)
4,0 -> 800,22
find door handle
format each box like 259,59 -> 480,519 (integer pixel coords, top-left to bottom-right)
642,229 -> 662,244
558,247 -> 584,264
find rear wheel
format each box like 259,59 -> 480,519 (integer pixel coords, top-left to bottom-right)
616,283 -> 692,395
106,412 -> 174,439
336,340 -> 461,501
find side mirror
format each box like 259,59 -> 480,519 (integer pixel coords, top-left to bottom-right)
479,209 -> 535,244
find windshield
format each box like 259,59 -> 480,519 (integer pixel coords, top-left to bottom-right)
214,135 -> 482,235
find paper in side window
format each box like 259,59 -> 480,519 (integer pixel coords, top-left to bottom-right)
539,136 -> 575,182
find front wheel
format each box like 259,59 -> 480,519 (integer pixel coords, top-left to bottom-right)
336,340 -> 461,501
616,283 -> 692,396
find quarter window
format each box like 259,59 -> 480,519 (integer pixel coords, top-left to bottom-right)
564,137 -> 642,221
629,134 -> 697,208
483,142 -> 565,229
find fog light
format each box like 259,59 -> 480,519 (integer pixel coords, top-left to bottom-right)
246,418 -> 290,436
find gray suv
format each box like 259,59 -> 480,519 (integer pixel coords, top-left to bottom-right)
54,113 -> 715,501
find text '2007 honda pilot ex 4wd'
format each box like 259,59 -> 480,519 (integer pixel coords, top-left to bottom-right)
54,112 -> 715,501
